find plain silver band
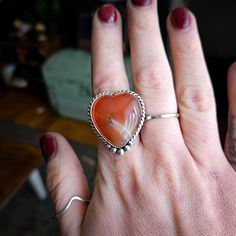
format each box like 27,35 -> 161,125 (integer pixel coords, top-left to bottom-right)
145,113 -> 179,121
54,195 -> 90,219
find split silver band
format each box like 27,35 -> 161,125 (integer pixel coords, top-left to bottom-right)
54,195 -> 90,219
145,113 -> 179,121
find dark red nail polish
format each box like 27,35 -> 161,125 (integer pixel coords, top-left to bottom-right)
98,4 -> 117,24
40,134 -> 57,162
131,0 -> 152,6
170,7 -> 191,30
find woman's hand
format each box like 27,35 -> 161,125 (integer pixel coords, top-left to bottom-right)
40,1 -> 236,235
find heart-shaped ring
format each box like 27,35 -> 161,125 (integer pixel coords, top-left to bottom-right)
88,90 -> 145,155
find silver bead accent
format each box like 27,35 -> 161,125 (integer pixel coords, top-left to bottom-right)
111,147 -> 117,153
124,145 -> 130,151
117,148 -> 125,155
106,144 -> 111,149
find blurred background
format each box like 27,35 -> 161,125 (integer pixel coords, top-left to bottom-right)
0,0 -> 235,235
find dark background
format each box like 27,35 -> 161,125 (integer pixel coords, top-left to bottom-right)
0,1 -> 236,234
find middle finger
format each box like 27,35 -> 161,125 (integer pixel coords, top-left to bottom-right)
127,0 -> 182,148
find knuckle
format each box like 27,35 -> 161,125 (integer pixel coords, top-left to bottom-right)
112,162 -> 144,202
46,170 -> 68,210
179,85 -> 215,112
93,25 -> 120,50
100,36 -> 120,51
114,169 -> 139,199
176,36 -> 200,56
132,13 -> 156,32
135,65 -> 171,93
93,73 -> 120,94
46,169 -> 66,196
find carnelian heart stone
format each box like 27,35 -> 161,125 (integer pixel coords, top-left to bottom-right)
90,92 -> 143,147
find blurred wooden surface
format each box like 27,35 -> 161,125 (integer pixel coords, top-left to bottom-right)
0,88 -> 97,146
0,88 -> 97,209
0,137 -> 41,209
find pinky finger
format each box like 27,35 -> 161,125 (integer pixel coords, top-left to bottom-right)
225,62 -> 236,169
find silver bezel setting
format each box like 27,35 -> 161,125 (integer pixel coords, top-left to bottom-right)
88,90 -> 145,155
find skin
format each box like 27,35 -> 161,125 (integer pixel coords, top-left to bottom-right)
43,1 -> 236,235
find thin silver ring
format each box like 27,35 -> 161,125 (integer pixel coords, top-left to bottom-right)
54,195 -> 90,219
145,113 -> 179,121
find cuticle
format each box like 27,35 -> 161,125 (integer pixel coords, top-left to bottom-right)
130,0 -> 152,7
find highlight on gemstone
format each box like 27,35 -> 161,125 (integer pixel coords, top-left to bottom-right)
90,92 -> 143,148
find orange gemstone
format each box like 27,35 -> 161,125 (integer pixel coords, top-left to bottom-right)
91,93 -> 142,147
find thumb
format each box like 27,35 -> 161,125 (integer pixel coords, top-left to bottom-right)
225,62 -> 236,170
40,132 -> 89,235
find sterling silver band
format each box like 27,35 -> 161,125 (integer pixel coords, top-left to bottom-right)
54,195 -> 90,219
145,113 -> 179,121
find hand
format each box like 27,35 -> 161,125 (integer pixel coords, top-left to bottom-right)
40,1 -> 236,235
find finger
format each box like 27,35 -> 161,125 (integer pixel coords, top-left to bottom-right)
40,133 -> 89,235
167,7 -> 223,164
225,62 -> 236,170
91,4 -> 142,170
92,4 -> 129,95
127,0 -> 181,149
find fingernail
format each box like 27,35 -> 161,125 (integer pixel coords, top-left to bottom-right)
98,4 -> 117,24
40,134 -> 57,162
131,0 -> 152,6
170,7 -> 191,30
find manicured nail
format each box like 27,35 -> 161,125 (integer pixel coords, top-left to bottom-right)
170,7 -> 191,30
98,4 -> 117,24
131,0 -> 152,6
40,134 -> 57,162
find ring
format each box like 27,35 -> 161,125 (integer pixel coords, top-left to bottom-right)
54,195 -> 90,219
88,90 -> 179,155
145,113 -> 179,121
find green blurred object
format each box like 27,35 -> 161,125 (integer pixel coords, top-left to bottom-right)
42,49 -> 132,122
